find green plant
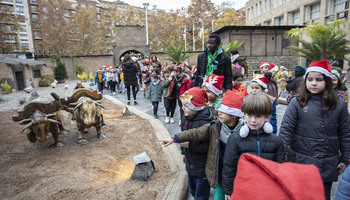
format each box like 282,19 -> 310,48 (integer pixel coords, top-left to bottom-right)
1,81 -> 11,94
285,20 -> 350,62
51,55 -> 68,80
222,41 -> 244,56
89,71 -> 94,82
164,44 -> 191,65
77,72 -> 88,81
73,57 -> 86,76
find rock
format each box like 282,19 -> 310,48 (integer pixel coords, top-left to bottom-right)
39,74 -> 54,87
51,80 -> 57,88
24,87 -> 33,93
31,92 -> 40,99
11,89 -> 17,93
130,161 -> 155,181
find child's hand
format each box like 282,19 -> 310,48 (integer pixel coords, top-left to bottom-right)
179,142 -> 189,148
337,163 -> 347,175
157,138 -> 174,147
225,195 -> 231,200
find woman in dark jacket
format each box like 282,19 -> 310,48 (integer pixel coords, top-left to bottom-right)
122,54 -> 138,105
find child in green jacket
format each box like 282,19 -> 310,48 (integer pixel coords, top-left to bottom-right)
147,73 -> 162,118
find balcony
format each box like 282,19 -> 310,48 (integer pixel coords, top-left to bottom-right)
325,10 -> 349,23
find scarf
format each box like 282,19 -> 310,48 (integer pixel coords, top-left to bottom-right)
206,48 -> 222,76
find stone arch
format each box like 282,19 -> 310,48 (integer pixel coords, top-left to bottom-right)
113,46 -> 150,66
119,50 -> 144,62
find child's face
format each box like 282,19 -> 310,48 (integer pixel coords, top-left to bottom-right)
218,112 -> 236,125
260,66 -> 269,74
234,77 -> 243,87
244,113 -> 269,130
151,77 -> 158,83
164,72 -> 170,78
331,74 -> 338,89
182,105 -> 198,117
203,86 -> 218,102
306,72 -> 326,94
251,82 -> 264,93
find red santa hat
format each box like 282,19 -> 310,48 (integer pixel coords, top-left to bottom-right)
231,154 -> 325,200
305,60 -> 332,78
97,68 -> 102,72
259,61 -> 269,69
202,74 -> 224,96
268,63 -> 279,73
216,90 -> 244,117
180,87 -> 208,111
252,76 -> 268,89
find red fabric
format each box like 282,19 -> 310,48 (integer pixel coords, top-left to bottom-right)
231,154 -> 325,200
203,74 -> 224,92
168,76 -> 191,99
184,87 -> 208,107
268,63 -> 277,71
260,61 -> 269,68
308,60 -> 331,73
232,84 -> 248,98
222,89 -> 244,109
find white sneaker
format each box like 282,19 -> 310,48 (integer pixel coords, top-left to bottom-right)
165,117 -> 170,123
170,117 -> 175,124
112,92 -> 116,95
179,120 -> 181,126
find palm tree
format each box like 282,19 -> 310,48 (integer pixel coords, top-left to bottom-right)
285,20 -> 350,62
164,44 -> 191,65
222,41 -> 244,56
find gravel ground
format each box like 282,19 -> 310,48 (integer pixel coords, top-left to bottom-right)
0,80 -> 93,112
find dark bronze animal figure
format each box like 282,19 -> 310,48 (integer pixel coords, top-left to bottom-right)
12,98 -> 68,147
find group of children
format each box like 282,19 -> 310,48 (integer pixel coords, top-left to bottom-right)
94,65 -> 124,95
157,59 -> 350,200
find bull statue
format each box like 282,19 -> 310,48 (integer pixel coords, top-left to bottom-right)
51,89 -> 106,145
12,98 -> 68,147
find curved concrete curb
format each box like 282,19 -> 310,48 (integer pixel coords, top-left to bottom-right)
104,95 -> 187,200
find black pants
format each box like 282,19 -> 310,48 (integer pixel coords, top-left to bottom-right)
126,85 -> 137,101
110,81 -> 116,93
152,101 -> 159,116
178,99 -> 184,119
166,98 -> 176,118
323,182 -> 333,200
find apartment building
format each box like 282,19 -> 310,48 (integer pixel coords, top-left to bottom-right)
1,0 -> 34,53
246,0 -> 349,26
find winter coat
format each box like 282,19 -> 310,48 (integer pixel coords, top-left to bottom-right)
175,120 -> 234,188
279,95 -> 350,182
232,84 -> 248,99
94,73 -> 106,85
268,95 -> 277,134
267,81 -> 278,104
161,76 -> 172,98
168,75 -> 191,99
122,61 -> 138,86
180,107 -> 214,178
336,165 -> 350,200
195,48 -> 232,90
222,123 -> 285,195
146,81 -> 162,102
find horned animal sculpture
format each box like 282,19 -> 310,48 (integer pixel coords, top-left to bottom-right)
51,89 -> 106,145
12,98 -> 68,147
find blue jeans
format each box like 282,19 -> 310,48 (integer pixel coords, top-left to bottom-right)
97,82 -> 104,92
152,101 -> 159,116
188,175 -> 210,200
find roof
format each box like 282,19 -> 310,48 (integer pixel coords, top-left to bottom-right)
213,25 -> 305,34
0,55 -> 46,66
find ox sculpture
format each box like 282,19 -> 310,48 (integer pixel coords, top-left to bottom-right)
51,89 -> 106,145
12,98 -> 68,147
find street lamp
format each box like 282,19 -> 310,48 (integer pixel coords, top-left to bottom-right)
143,3 -> 149,46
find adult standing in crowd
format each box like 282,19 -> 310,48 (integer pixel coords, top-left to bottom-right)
151,55 -> 162,75
122,54 -> 138,105
195,33 -> 232,90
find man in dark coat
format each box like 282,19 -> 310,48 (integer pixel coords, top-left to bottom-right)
195,33 -> 232,90
122,54 -> 139,105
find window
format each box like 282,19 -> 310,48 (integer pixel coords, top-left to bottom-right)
16,0 -> 23,4
247,8 -> 250,20
259,1 -> 262,15
2,0 -> 13,3
21,25 -> 26,32
21,43 -> 29,50
34,31 -> 41,39
71,3 -> 78,9
64,17 -> 69,23
16,6 -> 24,13
30,0 -> 37,3
275,15 -> 284,25
97,14 -> 101,20
291,10 -> 299,24
334,0 -> 346,12
264,20 -> 271,26
32,14 -> 38,19
255,3 -> 258,17
33,69 -> 41,78
310,3 -> 320,20
43,7 -> 48,12
81,4 -> 86,8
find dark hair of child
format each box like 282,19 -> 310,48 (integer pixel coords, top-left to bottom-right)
241,92 -> 272,117
334,75 -> 343,90
230,50 -> 239,55
174,66 -> 182,73
151,73 -> 158,79
232,71 -> 244,81
297,73 -> 338,112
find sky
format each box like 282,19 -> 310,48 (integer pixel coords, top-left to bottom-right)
123,0 -> 249,11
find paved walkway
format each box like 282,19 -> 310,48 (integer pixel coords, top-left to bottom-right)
104,85 -> 338,200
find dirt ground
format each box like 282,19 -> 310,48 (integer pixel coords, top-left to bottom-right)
0,98 -> 175,200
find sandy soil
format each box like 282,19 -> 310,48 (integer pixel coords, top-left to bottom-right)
0,98 -> 174,200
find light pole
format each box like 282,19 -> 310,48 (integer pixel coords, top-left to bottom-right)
143,3 -> 149,46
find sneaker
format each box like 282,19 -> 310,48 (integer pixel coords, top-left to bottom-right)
154,115 -> 158,119
165,116 -> 170,123
112,92 -> 116,95
170,117 -> 175,124
127,101 -> 130,105
134,100 -> 138,105
179,120 -> 181,126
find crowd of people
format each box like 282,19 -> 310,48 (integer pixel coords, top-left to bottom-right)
92,33 -> 350,200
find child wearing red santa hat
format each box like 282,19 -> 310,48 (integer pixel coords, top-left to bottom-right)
202,74 -> 225,118
159,89 -> 244,200
280,60 -> 350,200
222,92 -> 285,199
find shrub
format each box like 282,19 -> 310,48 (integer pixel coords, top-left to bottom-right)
73,57 -> 86,77
51,55 -> 68,80
77,72 -> 88,81
39,74 -> 55,87
89,71 -> 94,82
1,81 -> 11,94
